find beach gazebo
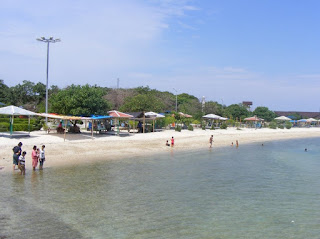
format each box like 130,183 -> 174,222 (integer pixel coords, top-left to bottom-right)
274,116 -> 291,121
244,116 -> 264,128
202,113 -> 224,128
0,105 -> 37,136
108,110 -> 133,135
145,112 -> 165,132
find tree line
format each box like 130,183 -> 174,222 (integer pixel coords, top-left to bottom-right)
0,80 -> 277,121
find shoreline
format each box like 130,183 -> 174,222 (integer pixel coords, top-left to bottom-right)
1,127 -> 320,173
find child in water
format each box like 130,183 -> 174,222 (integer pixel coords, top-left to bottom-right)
166,140 -> 170,146
171,137 -> 174,147
18,151 -> 26,175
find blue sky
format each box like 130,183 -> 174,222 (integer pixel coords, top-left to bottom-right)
1,0 -> 320,111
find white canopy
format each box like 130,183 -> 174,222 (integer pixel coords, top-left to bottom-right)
0,105 -> 36,136
306,118 -> 318,122
0,105 -> 37,116
219,117 -> 228,121
145,112 -> 165,118
274,116 -> 291,121
203,114 -> 222,120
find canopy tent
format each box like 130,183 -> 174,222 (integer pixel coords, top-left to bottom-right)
244,115 -> 264,128
37,113 -> 90,141
108,110 -> 133,118
298,119 -> 307,122
306,118 -> 318,122
145,112 -> 165,118
179,112 -> 192,118
244,116 -> 264,121
203,113 -> 222,119
108,110 -> 133,135
274,116 -> 291,121
219,117 -> 228,121
202,113 -> 227,128
145,112 -> 165,133
0,105 -> 37,116
0,105 -> 37,136
89,115 -> 113,135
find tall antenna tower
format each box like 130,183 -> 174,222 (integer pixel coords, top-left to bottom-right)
117,78 -> 120,89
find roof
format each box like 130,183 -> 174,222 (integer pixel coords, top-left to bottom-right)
275,111 -> 320,119
108,110 -> 133,118
90,115 -> 112,120
0,105 -> 37,116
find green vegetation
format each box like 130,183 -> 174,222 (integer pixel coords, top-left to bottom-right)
252,106 -> 276,122
225,104 -> 249,121
269,121 -> 277,129
220,122 -> 228,129
285,121 -> 292,129
188,125 -> 193,131
0,116 -> 42,132
1,80 -> 285,126
175,126 -> 182,132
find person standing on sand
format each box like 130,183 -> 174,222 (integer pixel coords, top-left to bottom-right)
39,145 -> 46,170
209,135 -> 213,148
171,137 -> 174,147
12,142 -> 22,170
31,146 -> 38,171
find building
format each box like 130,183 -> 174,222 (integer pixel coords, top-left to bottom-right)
242,101 -> 252,111
274,111 -> 320,119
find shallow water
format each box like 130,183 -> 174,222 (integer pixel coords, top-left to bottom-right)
1,138 -> 320,239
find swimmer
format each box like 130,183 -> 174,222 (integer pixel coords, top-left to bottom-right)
166,140 -> 170,146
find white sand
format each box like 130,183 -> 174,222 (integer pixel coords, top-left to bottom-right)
1,127 -> 320,172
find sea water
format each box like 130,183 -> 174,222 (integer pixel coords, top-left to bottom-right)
1,137 -> 320,239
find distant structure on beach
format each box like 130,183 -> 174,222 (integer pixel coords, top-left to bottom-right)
275,111 -> 320,119
242,101 -> 252,111
201,96 -> 205,112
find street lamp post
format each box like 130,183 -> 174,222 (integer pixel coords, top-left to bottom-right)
173,88 -> 178,112
37,36 -> 60,123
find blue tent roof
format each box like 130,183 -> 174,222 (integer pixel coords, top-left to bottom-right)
90,115 -> 112,119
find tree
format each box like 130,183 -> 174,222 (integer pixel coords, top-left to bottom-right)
225,104 -> 250,120
252,106 -> 276,122
50,84 -> 111,115
0,80 -> 9,104
119,94 -> 165,112
104,88 -> 135,110
204,101 -> 224,116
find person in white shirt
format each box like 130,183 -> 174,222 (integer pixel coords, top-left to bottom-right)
39,145 -> 46,170
18,151 -> 26,175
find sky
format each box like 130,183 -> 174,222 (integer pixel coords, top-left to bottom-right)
1,0 -> 320,111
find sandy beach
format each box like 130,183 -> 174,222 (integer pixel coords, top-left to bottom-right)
1,127 -> 320,172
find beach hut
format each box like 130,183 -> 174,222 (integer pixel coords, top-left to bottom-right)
0,105 -> 37,136
145,112 -> 165,132
274,116 -> 291,121
203,113 -> 222,119
244,116 -> 264,128
37,113 -> 89,141
202,114 -> 225,128
108,110 -> 133,135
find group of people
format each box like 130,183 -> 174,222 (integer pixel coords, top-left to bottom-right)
166,137 -> 175,147
12,142 -> 46,175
